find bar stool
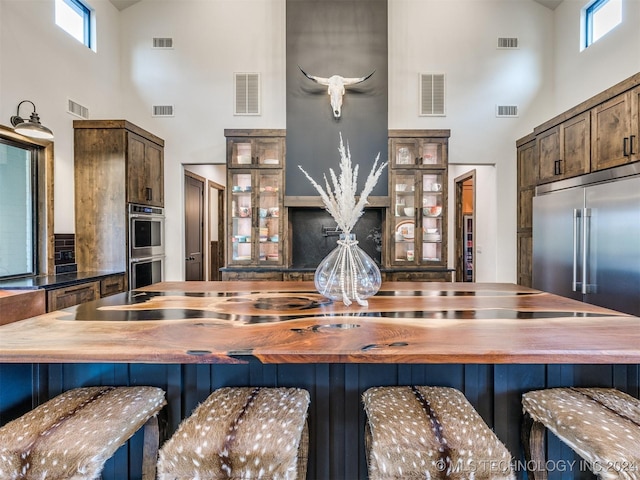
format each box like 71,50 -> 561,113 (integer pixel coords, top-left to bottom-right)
363,386 -> 515,479
522,387 -> 640,480
0,385 -> 166,480
157,386 -> 310,480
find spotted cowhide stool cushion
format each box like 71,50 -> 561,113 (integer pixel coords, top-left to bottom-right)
522,387 -> 640,480
0,385 -> 166,480
363,386 -> 515,480
157,386 -> 310,480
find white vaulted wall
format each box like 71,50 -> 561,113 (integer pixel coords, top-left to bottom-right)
1,0 -> 638,283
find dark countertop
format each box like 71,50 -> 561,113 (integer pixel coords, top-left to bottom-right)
0,271 -> 125,291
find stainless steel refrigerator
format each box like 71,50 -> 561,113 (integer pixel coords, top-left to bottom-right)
533,163 -> 640,316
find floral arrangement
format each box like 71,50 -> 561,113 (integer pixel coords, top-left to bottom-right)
298,133 -> 387,235
299,133 -> 387,307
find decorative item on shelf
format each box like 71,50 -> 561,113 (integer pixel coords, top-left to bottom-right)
299,133 -> 387,306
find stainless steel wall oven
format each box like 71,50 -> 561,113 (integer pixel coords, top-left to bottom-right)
128,204 -> 165,288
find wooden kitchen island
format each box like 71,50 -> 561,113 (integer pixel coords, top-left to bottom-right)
1,281 -> 639,479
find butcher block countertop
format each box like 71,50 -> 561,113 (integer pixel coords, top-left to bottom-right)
1,281 -> 638,364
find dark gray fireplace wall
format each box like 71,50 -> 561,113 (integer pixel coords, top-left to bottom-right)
286,0 -> 389,197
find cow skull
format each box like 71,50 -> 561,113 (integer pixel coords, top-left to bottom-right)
299,66 -> 375,118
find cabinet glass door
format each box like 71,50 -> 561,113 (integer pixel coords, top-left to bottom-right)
256,139 -> 282,167
391,140 -> 419,167
230,172 -> 253,262
419,139 -> 446,167
230,141 -> 253,166
392,173 -> 417,264
257,171 -> 282,263
421,172 -> 444,262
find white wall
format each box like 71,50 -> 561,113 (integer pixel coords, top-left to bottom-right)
553,0 -> 640,114
118,0 -> 286,281
0,0 -> 123,233
388,0 -> 555,281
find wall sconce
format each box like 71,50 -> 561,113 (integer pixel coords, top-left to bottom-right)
10,100 -> 54,140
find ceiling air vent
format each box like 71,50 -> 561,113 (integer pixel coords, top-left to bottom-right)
152,105 -> 174,117
419,73 -> 445,116
497,37 -> 519,49
496,105 -> 519,117
67,99 -> 89,119
152,37 -> 173,49
235,73 -> 261,115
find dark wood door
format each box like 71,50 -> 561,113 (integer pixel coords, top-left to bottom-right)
184,174 -> 204,281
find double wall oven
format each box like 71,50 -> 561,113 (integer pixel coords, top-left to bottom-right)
128,204 -> 165,289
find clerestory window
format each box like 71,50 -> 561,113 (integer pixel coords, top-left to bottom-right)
583,0 -> 622,49
55,0 -> 92,49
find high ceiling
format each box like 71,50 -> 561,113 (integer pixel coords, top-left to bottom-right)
108,0 -> 140,10
108,0 -> 563,11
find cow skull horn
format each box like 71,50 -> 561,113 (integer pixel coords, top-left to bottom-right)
299,66 -> 375,118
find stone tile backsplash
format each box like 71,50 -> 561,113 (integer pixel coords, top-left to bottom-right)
54,233 -> 77,274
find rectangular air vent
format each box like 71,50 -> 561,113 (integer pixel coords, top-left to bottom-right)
496,105 -> 519,117
235,73 -> 261,115
67,99 -> 89,119
497,37 -> 519,49
419,73 -> 446,116
152,37 -> 173,49
152,105 -> 174,117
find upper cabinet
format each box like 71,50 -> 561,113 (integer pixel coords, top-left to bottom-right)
226,129 -> 285,168
388,130 -> 449,271
591,86 -> 640,171
74,120 -> 165,208
390,131 -> 448,169
532,75 -> 640,185
536,111 -> 590,184
127,132 -> 164,206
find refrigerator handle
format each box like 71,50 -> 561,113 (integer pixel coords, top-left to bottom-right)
572,208 -> 581,292
582,208 -> 592,295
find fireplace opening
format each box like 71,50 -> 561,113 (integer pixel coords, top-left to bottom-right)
288,207 -> 383,269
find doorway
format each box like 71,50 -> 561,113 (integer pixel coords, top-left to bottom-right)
184,172 -> 205,281
208,180 -> 225,281
454,170 -> 476,282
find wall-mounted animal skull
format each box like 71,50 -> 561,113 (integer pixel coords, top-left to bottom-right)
299,66 -> 375,118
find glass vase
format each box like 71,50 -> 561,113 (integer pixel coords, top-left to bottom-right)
314,233 -> 382,306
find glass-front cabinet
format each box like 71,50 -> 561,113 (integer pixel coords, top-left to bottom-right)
225,130 -> 285,267
227,132 -> 284,168
388,130 -> 449,269
390,134 -> 448,168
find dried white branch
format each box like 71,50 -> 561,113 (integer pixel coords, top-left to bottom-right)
298,133 -> 387,234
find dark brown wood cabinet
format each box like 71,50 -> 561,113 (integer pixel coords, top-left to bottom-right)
45,274 -> 125,312
536,111 -> 590,184
516,134 -> 536,287
47,281 -> 100,312
74,120 -> 164,278
591,86 -> 639,171
100,274 -> 126,297
127,132 -> 164,206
